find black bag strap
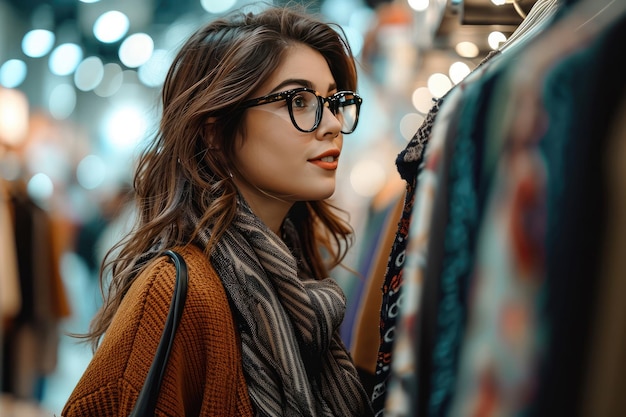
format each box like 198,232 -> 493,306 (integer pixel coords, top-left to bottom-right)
129,249 -> 188,417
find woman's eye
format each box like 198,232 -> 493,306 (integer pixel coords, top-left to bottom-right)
292,95 -> 307,109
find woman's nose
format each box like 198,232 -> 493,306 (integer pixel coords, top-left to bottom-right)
316,104 -> 342,138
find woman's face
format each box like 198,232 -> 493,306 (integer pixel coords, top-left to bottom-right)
233,43 -> 344,225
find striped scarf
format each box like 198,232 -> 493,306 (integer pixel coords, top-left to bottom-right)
194,196 -> 373,417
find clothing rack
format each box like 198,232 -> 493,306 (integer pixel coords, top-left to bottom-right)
347,0 -> 626,415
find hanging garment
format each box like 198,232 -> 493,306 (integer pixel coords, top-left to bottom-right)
581,57 -> 626,417
0,180 -> 21,322
440,4 -> 626,417
372,50 -> 501,417
2,182 -> 70,400
383,83 -> 467,417
528,11 -> 626,417
371,97 -> 443,416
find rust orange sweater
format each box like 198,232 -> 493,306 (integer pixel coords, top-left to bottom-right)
62,245 -> 254,416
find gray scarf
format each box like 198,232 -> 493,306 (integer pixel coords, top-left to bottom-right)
194,196 -> 373,417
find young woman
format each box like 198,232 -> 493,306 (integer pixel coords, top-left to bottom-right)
62,5 -> 372,417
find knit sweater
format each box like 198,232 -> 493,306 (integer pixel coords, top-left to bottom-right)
62,244 -> 254,417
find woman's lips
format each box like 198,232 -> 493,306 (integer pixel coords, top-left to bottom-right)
309,150 -> 340,170
309,157 -> 338,170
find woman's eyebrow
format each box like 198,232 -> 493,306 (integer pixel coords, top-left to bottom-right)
269,78 -> 313,93
267,79 -> 339,96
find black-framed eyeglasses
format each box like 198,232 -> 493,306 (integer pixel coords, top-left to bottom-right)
241,87 -> 363,134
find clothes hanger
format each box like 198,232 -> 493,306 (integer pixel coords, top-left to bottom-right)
512,0 -> 531,19
499,0 -> 562,53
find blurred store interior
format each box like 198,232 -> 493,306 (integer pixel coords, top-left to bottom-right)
0,0 -> 538,415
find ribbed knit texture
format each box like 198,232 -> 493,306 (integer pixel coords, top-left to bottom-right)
62,245 -> 254,417
195,196 -> 374,417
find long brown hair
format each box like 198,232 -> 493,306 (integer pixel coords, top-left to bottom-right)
83,5 -> 359,349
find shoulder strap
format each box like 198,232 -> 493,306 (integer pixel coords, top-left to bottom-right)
129,249 -> 188,417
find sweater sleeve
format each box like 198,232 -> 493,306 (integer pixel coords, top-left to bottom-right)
61,245 -> 254,417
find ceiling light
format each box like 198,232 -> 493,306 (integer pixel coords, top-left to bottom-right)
74,57 -> 105,91
399,113 -> 425,141
449,61 -> 471,84
94,63 -> 123,97
200,0 -> 236,14
455,41 -> 479,58
48,83 -> 76,119
93,11 -> 130,43
22,29 -> 55,58
408,0 -> 429,12
48,43 -> 83,76
119,33 -> 154,68
488,31 -> 507,50
411,87 -> 434,114
0,59 -> 27,88
427,73 -> 452,98
0,88 -> 29,147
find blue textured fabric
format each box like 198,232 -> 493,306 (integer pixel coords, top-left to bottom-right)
428,73 -> 500,417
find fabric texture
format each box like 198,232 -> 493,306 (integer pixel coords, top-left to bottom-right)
370,97 -> 441,416
197,195 -> 374,417
530,13 -> 624,417
427,70 -> 499,417
371,50 -> 501,417
62,244 -> 254,417
383,83 -> 466,417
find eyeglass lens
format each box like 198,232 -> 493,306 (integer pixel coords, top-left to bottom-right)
289,90 -> 359,134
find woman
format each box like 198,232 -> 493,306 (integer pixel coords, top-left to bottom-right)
62,5 -> 372,417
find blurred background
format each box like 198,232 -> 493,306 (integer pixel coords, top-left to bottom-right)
0,0 -> 536,415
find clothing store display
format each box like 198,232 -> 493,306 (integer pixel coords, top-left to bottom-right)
193,195 -> 374,417
370,97 -> 442,415
129,250 -> 188,417
528,11 -> 625,417
373,7 -> 559,410
371,50 -> 500,416
62,244 -> 254,417
3,1 -> 626,416
2,183 -> 70,400
426,70 -> 504,417
385,79 -> 476,417
447,68 -> 549,417
374,0 -> 626,416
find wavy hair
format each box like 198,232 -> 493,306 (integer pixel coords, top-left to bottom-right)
82,5 -> 359,349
